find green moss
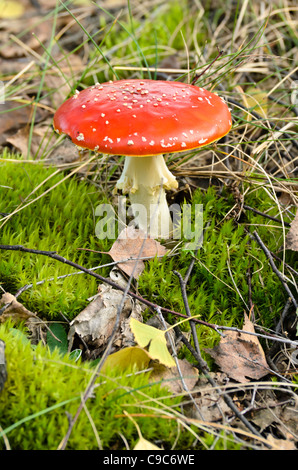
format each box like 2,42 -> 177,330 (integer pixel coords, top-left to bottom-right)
0,155 -> 112,320
0,322 -> 189,450
1,157 -> 294,449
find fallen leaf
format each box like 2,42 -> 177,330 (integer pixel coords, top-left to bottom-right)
130,317 -> 176,368
0,100 -> 45,147
101,346 -> 151,374
108,226 -> 167,279
0,0 -> 24,18
133,437 -> 161,451
124,410 -> 162,450
188,372 -> 233,422
150,359 -> 198,394
205,313 -> 269,383
285,211 -> 298,251
68,284 -> 144,358
0,16 -> 53,59
0,292 -> 35,323
265,434 -> 296,450
7,123 -> 57,159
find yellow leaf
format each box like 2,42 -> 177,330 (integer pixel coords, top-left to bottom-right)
0,0 -> 24,18
101,346 -> 151,373
124,410 -> 162,450
134,437 -> 161,450
130,318 -> 175,368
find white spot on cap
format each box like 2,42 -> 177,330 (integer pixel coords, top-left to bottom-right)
127,140 -> 134,145
77,133 -> 84,141
199,138 -> 208,144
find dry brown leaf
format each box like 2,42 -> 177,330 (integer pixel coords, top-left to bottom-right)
189,372 -> 233,422
150,358 -> 198,394
205,313 -> 269,383
0,100 -> 46,148
108,226 -> 167,278
44,55 -> 85,109
285,211 -> 298,251
7,123 -> 57,158
0,16 -> 53,59
0,292 -> 35,323
265,434 -> 297,450
67,283 -> 144,357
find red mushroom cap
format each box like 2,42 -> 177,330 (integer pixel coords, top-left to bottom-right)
53,79 -> 232,156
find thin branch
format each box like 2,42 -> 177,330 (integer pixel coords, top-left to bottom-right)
251,231 -> 297,309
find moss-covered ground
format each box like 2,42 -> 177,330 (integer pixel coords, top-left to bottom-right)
0,0 -> 297,451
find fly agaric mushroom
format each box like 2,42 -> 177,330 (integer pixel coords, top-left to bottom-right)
53,79 -> 232,238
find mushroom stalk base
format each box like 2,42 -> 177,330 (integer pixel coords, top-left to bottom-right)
116,155 -> 178,239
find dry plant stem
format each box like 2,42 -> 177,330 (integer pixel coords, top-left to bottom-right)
252,231 -> 297,309
226,97 -> 298,153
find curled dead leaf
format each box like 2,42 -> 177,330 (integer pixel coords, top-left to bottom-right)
68,284 -> 144,359
150,358 -> 198,394
205,313 -> 269,383
108,226 -> 167,279
0,292 -> 35,323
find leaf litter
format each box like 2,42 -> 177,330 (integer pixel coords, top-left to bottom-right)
205,313 -> 269,383
107,226 -> 168,279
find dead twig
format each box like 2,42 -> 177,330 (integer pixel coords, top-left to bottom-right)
171,232 -> 270,446
251,231 -> 297,309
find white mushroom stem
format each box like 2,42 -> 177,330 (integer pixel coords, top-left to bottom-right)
116,155 -> 178,238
